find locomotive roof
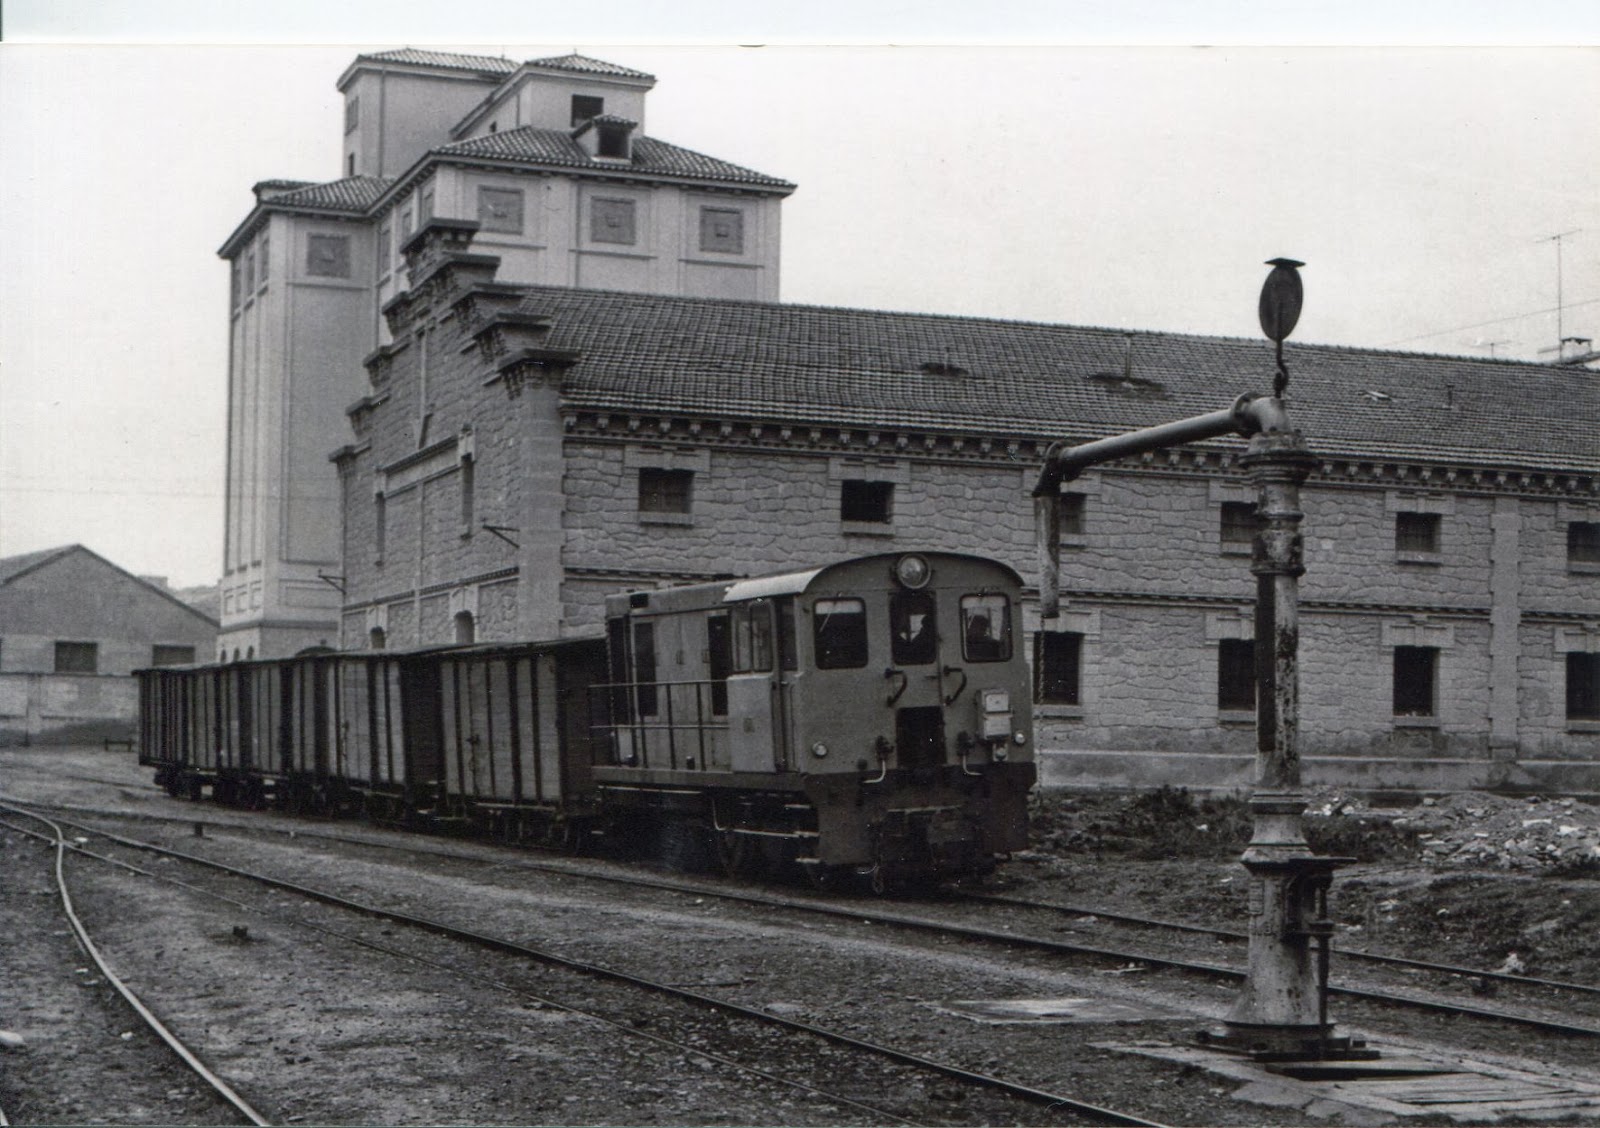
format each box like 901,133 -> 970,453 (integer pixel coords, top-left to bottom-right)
610,552 -> 1024,615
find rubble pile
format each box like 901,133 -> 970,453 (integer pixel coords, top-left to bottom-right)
1312,792 -> 1600,872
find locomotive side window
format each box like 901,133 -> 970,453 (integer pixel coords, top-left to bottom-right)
814,598 -> 868,669
890,590 -> 937,666
775,597 -> 798,671
960,594 -> 1012,662
707,612 -> 731,715
633,620 -> 658,716
731,601 -> 774,673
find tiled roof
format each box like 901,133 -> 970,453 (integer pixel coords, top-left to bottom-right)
527,53 -> 655,81
354,48 -> 518,76
436,127 -> 794,190
0,545 -> 75,586
265,176 -> 395,213
501,286 -> 1600,473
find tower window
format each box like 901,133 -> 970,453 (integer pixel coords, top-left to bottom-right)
478,188 -> 524,234
306,234 -> 351,278
698,207 -> 745,254
590,198 -> 636,245
571,94 -> 604,126
597,124 -> 630,159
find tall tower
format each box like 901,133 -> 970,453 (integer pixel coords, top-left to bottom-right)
215,50 -> 795,659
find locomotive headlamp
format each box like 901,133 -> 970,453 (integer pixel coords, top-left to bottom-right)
1014,731 -> 1027,745
810,741 -> 829,759
993,746 -> 1008,762
892,554 -> 931,590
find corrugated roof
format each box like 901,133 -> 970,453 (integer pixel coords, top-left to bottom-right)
499,286 -> 1600,473
527,53 -> 655,81
437,127 -> 794,190
354,48 -> 518,76
264,176 -> 395,213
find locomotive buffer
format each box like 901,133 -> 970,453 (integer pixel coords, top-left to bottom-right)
1032,259 -> 1374,1062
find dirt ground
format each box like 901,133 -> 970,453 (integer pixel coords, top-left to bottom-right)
1017,785 -> 1600,985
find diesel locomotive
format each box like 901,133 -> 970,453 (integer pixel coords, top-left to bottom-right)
138,552 -> 1035,887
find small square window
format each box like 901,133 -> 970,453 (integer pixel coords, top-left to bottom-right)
1393,645 -> 1437,717
55,641 -> 98,674
1220,501 -> 1257,552
306,234 -> 351,278
1217,639 -> 1256,712
1034,631 -> 1082,705
1568,521 -> 1600,568
152,645 -> 196,667
841,480 -> 893,524
591,198 -> 636,245
1569,653 -> 1600,721
699,207 -> 745,255
597,124 -> 630,159
638,468 -> 692,514
571,94 -> 604,126
1396,512 -> 1441,555
478,187 -> 525,234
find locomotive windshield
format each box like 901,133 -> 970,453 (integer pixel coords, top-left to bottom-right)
813,598 -> 867,668
890,590 -> 937,665
960,593 -> 1012,662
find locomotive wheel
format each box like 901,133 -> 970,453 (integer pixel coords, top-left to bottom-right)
715,830 -> 766,879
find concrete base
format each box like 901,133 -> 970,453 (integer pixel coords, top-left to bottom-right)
1035,749 -> 1600,796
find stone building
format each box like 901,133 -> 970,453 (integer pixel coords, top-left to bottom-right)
0,546 -> 217,745
330,224 -> 1600,794
217,49 -> 794,659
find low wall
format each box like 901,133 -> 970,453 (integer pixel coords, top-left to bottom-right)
1036,748 -> 1600,797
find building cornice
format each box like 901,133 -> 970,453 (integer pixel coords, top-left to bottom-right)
559,408 -> 1600,501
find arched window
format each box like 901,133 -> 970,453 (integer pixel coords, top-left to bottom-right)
246,646 -> 254,660
232,649 -> 241,663
453,612 -> 475,645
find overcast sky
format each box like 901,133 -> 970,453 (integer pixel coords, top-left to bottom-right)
1,4 -> 1597,588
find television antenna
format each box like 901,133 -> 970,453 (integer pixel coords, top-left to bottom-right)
1536,229 -> 1581,356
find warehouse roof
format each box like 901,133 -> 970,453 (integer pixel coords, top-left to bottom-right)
500,285 -> 1600,473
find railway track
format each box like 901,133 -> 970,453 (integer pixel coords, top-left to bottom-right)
0,805 -> 271,1126
2,800 -> 1170,1128
18,797 -> 1600,1044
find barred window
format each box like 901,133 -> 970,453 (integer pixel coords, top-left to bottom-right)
151,645 -> 196,667
1220,501 -> 1257,550
1569,521 -> 1600,566
1034,631 -> 1081,705
1395,512 -> 1441,555
638,468 -> 692,514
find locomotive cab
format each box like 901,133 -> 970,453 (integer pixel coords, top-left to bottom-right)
598,552 -> 1035,885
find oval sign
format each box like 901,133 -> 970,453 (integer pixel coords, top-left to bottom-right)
1259,258 -> 1305,343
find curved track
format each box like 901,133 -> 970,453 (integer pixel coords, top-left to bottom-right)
0,805 -> 271,1126
4,801 -> 1169,1128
